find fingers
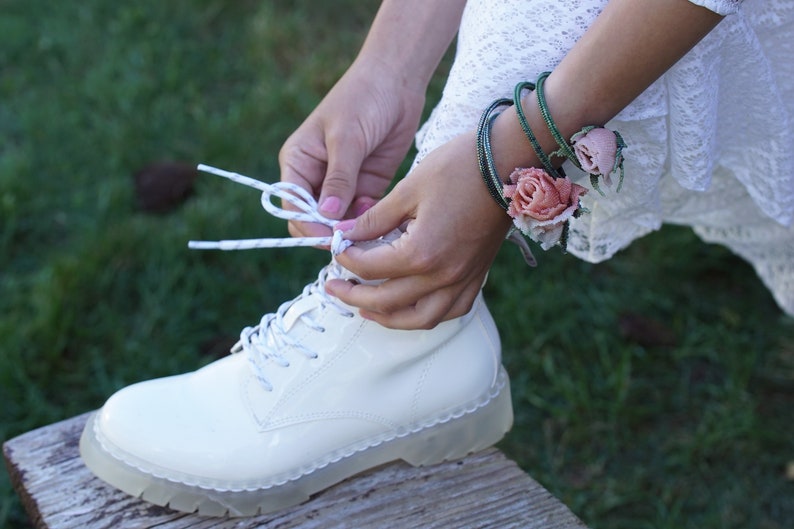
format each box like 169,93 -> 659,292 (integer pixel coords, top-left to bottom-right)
327,269 -> 438,313
326,275 -> 482,330
337,181 -> 414,241
279,121 -> 382,239
332,227 -> 420,282
349,196 -> 378,219
327,204 -> 489,330
279,130 -> 335,239
317,126 -> 369,220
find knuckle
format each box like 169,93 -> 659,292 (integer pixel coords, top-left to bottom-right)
418,318 -> 441,331
278,140 -> 302,167
354,269 -> 378,282
323,170 -> 354,192
443,261 -> 468,284
411,248 -> 439,274
327,124 -> 363,149
287,223 -> 302,238
412,252 -> 466,286
351,209 -> 378,234
370,297 -> 398,314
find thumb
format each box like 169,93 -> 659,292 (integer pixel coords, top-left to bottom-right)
337,185 -> 412,242
318,133 -> 367,220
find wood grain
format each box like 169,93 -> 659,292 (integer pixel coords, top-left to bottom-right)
4,413 -> 587,529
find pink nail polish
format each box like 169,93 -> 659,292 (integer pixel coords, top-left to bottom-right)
352,201 -> 373,218
320,196 -> 341,216
334,219 -> 356,232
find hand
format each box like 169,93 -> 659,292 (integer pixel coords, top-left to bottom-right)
326,131 -> 513,329
279,57 -> 426,239
321,0 -> 724,329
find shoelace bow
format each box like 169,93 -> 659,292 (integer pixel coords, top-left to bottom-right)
190,164 -> 355,391
189,164 -> 352,255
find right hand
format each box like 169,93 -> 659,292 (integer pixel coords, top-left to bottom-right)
279,57 -> 427,238
326,131 -> 513,330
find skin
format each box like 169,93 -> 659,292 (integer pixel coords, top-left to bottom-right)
279,0 -> 468,229
280,0 -> 724,330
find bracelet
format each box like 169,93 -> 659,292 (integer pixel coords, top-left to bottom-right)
475,95 -> 587,255
534,72 -> 627,195
475,72 -> 627,255
513,81 -> 563,178
535,71 -> 578,163
476,97 -> 513,211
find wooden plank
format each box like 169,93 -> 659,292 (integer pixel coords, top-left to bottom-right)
4,413 -> 587,529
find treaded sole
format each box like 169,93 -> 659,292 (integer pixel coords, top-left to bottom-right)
79,368 -> 513,517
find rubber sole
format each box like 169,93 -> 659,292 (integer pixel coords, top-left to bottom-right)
79,368 -> 513,517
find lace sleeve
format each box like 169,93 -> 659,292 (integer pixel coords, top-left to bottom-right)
687,0 -> 742,15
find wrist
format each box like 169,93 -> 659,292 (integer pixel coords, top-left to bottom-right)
488,93 -> 561,180
357,0 -> 466,93
349,53 -> 428,97
448,131 -> 515,236
473,74 -> 622,254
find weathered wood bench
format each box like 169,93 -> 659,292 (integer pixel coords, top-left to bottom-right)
4,412 -> 588,529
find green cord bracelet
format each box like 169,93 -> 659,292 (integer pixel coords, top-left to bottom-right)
513,81 -> 564,178
473,74 -> 629,258
535,72 -> 578,164
476,98 -> 512,211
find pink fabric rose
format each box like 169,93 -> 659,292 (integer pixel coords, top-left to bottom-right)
571,127 -> 619,184
504,167 -> 587,249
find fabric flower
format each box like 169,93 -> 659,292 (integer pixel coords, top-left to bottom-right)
571,127 -> 619,181
504,167 -> 587,250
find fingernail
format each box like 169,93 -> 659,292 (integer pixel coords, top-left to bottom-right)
320,196 -> 341,216
334,219 -> 356,232
352,200 -> 374,218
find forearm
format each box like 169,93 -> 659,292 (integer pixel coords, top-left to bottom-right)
490,0 -> 724,177
355,0 -> 467,93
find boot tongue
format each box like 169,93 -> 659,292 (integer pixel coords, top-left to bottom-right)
279,228 -> 402,331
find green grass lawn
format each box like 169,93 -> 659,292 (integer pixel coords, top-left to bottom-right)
2,1 -> 792,527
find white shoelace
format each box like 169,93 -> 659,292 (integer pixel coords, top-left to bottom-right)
188,164 -> 352,255
189,164 -> 356,391
232,262 -> 355,391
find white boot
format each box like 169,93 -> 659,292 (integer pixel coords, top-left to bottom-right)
79,166 -> 513,517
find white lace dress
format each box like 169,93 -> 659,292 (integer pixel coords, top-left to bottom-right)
412,0 -> 794,316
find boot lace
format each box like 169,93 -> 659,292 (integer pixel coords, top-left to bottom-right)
189,164 -> 355,391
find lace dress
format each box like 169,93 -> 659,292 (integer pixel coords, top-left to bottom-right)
412,0 -> 794,316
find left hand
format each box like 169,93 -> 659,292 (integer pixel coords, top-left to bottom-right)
325,131 -> 512,330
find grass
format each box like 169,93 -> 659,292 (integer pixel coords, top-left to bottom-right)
1,1 -> 792,527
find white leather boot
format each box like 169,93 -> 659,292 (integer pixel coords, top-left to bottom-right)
79,166 -> 513,517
